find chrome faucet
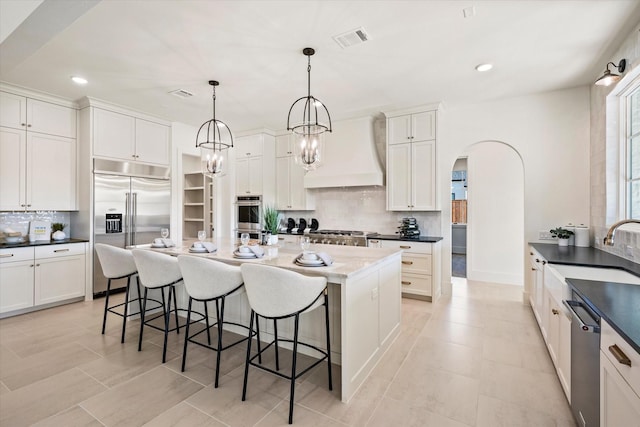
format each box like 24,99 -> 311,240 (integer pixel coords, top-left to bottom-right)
603,219 -> 640,246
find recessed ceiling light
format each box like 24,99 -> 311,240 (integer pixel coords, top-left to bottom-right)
71,76 -> 88,85
475,63 -> 493,72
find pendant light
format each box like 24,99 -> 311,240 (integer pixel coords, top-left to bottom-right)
286,47 -> 332,171
595,59 -> 626,87
196,80 -> 233,177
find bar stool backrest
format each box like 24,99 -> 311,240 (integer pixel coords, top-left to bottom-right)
177,255 -> 243,300
240,263 -> 327,318
95,243 -> 137,279
132,249 -> 182,289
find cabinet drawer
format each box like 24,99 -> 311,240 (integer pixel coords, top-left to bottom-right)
601,319 -> 640,394
0,247 -> 34,263
35,243 -> 85,259
401,272 -> 431,296
380,240 -> 432,254
401,253 -> 432,274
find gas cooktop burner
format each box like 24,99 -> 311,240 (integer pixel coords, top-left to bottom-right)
307,230 -> 378,246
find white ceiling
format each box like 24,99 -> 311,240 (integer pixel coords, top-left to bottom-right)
1,0 -> 639,133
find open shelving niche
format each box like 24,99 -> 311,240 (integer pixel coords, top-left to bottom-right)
182,154 -> 213,239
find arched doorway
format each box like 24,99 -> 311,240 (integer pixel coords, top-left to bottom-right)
453,141 -> 525,286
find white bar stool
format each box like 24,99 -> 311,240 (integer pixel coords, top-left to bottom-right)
177,255 -> 257,388
132,249 -> 205,363
95,243 -> 141,343
240,263 -> 332,424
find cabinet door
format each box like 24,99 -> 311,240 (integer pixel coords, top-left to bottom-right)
411,111 -> 436,141
236,157 -> 250,195
0,261 -> 34,313
412,140 -> 436,210
387,115 -> 412,145
275,156 -> 290,209
27,99 -> 76,138
0,126 -> 26,210
387,142 -> 412,210
275,134 -> 293,157
236,134 -> 263,157
27,133 -> 76,211
601,352 -> 640,427
557,309 -> 571,399
0,92 -> 27,130
34,255 -> 85,305
248,156 -> 263,195
93,108 -> 136,160
546,293 -> 560,365
289,157 -> 310,209
135,119 -> 169,165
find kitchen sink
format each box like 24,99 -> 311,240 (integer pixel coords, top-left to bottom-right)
550,264 -> 640,285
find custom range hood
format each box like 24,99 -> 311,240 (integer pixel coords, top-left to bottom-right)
303,116 -> 383,188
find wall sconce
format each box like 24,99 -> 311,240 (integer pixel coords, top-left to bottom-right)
595,59 -> 627,86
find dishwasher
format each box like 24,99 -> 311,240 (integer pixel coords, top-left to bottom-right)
563,290 -> 601,427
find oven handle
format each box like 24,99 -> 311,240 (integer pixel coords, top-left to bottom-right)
563,300 -> 600,333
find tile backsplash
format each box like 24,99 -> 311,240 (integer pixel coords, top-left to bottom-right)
593,225 -> 640,263
0,211 -> 71,237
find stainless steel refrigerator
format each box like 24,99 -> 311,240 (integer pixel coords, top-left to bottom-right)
93,159 -> 170,296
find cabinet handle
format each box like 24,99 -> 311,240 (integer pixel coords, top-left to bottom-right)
21,123 -> 26,126
54,249 -> 69,253
401,281 -> 411,285
609,344 -> 632,367
369,240 -> 379,244
531,267 -> 536,271
542,261 -> 547,265
535,258 -> 540,263
399,245 -> 411,249
552,309 -> 559,315
35,263 -> 40,267
530,252 -> 534,255
0,254 -> 14,258
27,124 -> 32,128
402,260 -> 413,265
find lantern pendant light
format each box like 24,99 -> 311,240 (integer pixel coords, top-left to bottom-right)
286,47 -> 332,171
196,80 -> 233,177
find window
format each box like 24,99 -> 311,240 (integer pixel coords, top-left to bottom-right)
625,83 -> 640,219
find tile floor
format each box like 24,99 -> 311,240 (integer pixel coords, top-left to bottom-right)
0,278 -> 576,426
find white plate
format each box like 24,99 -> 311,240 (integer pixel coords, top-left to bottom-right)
234,251 -> 257,258
189,248 -> 208,253
151,244 -> 166,248
296,258 -> 324,266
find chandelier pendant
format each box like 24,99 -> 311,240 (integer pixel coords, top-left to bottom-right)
196,80 -> 233,177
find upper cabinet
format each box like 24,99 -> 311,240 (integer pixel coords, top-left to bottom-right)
275,134 -> 315,210
235,132 -> 275,201
385,106 -> 440,211
0,89 -> 77,211
91,106 -> 170,166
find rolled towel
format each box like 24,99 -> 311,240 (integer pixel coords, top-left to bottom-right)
161,238 -> 175,247
201,242 -> 217,253
248,245 -> 264,258
153,238 -> 163,245
316,252 -> 333,266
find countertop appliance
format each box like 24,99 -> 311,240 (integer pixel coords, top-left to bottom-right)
563,290 -> 601,427
93,159 -> 170,297
307,230 -> 378,246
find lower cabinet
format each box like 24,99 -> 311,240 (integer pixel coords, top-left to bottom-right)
0,243 -> 86,316
600,319 -> 640,427
545,288 -> 571,399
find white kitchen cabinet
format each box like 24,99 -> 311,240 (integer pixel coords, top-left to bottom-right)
235,132 -> 275,199
0,91 -> 76,138
92,107 -> 169,165
0,244 -> 86,317
373,239 -> 441,301
275,134 -> 315,210
544,289 -> 571,399
385,106 -> 439,211
236,156 -> 263,195
600,319 -> 640,427
528,246 -> 546,330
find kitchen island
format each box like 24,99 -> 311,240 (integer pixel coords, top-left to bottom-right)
148,239 -> 403,403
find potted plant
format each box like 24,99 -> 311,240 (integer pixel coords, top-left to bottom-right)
550,227 -> 574,247
263,206 -> 280,245
51,222 -> 67,241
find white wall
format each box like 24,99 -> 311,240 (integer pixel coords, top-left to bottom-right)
466,142 -> 524,285
439,86 -> 591,295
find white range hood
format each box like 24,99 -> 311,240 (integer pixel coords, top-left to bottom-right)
303,116 -> 383,188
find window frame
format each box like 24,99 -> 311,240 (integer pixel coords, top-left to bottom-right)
619,76 -> 640,220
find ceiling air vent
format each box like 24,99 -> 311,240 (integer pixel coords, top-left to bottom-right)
333,27 -> 370,49
169,89 -> 193,98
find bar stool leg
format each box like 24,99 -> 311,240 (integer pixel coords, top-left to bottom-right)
138,287 -> 149,352
214,297 -> 225,388
162,286 -> 172,363
255,312 -> 262,364
274,319 -> 280,371
324,291 -> 332,390
120,275 -> 131,343
101,278 -> 112,334
204,303 -> 211,345
242,310 -> 255,401
181,297 -> 193,372
136,276 -> 143,317
288,314 -> 300,424
173,285 -> 180,334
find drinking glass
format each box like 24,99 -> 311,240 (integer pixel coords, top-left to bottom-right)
197,230 -> 206,242
300,236 -> 310,252
160,228 -> 169,239
240,233 -> 250,247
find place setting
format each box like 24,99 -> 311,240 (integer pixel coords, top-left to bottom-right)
294,236 -> 333,267
233,233 -> 264,259
189,230 -> 217,253
151,228 -> 176,248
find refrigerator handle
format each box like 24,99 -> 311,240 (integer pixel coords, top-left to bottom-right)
132,192 -> 138,246
125,192 -> 131,247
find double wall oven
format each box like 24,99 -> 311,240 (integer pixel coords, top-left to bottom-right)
236,195 -> 262,239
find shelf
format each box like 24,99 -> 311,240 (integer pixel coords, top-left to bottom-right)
184,186 -> 205,191
184,218 -> 205,222
184,203 -> 204,206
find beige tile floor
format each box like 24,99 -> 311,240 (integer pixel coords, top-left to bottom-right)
0,278 -> 576,426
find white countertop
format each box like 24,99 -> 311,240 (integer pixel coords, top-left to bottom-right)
144,238 -> 400,283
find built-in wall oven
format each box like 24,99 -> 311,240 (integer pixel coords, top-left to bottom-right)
236,195 -> 262,239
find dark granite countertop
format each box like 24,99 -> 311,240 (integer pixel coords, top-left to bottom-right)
368,234 -> 443,243
530,243 -> 640,354
0,238 -> 89,249
566,278 -> 640,354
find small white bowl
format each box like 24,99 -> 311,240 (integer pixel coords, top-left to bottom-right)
4,236 -> 24,243
302,252 -> 318,261
239,246 -> 251,253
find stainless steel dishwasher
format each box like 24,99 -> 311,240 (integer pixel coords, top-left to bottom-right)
563,291 -> 601,427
